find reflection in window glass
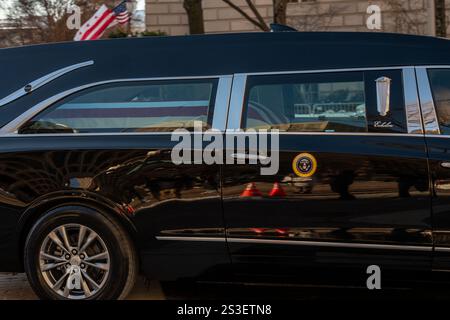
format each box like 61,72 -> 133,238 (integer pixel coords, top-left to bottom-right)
244,73 -> 367,132
20,80 -> 217,134
428,69 -> 450,135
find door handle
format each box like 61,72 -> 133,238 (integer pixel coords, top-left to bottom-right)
440,162 -> 450,168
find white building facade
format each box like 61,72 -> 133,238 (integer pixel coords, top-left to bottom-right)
145,0 -> 441,36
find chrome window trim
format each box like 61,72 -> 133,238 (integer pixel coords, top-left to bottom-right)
0,132 -> 426,139
418,65 -> 450,69
0,75 -> 232,135
0,60 -> 94,108
211,76 -> 233,131
2,65 -> 444,136
241,65 -> 406,77
424,134 -> 450,139
226,74 -> 247,130
416,67 -> 441,135
402,67 -> 424,134
229,66 -> 424,134
156,236 -> 432,252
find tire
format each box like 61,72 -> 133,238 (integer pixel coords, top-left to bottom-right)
24,205 -> 138,300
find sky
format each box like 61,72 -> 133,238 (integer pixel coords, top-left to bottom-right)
0,0 -> 146,19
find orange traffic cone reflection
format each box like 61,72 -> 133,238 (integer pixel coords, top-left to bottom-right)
269,182 -> 286,197
240,182 -> 262,197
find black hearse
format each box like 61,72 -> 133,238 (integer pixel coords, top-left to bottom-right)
1,31 -> 450,299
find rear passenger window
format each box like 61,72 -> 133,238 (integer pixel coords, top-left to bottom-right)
243,70 -> 407,133
428,69 -> 450,135
19,79 -> 218,134
243,72 -> 367,132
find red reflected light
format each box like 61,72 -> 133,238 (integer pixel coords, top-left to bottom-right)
251,228 -> 265,234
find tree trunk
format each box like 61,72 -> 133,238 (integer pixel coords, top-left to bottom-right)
273,0 -> 288,25
435,0 -> 446,37
183,0 -> 205,34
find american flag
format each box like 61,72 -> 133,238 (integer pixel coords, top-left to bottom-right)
113,2 -> 131,25
74,1 -> 131,41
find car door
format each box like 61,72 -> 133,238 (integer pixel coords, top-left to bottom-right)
420,67 -> 450,273
222,67 -> 432,277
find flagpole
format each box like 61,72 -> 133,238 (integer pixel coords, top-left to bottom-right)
127,0 -> 132,37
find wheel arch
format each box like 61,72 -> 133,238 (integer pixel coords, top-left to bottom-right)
17,193 -> 139,269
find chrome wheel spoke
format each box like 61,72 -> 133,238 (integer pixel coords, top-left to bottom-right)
63,278 -> 71,298
84,252 -> 108,262
81,269 -> 100,290
83,261 -> 109,271
77,226 -> 87,251
48,231 -> 70,254
79,232 -> 97,253
52,272 -> 69,291
41,261 -> 67,271
58,226 -> 72,252
80,274 -> 92,297
40,252 -> 66,262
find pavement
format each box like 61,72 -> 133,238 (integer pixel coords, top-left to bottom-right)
0,273 -> 165,300
2,272 -> 450,300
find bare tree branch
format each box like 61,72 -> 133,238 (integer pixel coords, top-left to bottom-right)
244,0 -> 269,30
222,0 -> 269,31
385,0 -> 427,35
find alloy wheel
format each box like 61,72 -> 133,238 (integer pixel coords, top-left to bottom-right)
39,223 -> 110,299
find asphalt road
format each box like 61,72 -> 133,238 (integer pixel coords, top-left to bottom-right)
3,272 -> 450,300
0,273 -> 165,300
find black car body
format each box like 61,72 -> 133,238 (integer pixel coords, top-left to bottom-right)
1,32 -> 450,299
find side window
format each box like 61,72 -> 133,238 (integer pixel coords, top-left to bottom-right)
242,70 -> 407,133
19,79 -> 218,134
428,69 -> 450,135
243,72 -> 367,132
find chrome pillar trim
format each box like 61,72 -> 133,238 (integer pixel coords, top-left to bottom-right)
155,236 -> 226,242
416,67 -> 440,135
211,76 -> 233,131
226,74 -> 247,130
0,60 -> 94,108
402,67 -> 424,134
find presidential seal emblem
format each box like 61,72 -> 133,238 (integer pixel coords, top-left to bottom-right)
292,153 -> 317,177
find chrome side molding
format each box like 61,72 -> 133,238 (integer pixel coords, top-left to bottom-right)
156,236 -> 433,252
0,60 -> 94,108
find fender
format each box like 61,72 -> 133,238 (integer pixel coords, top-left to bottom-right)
16,190 -> 139,267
